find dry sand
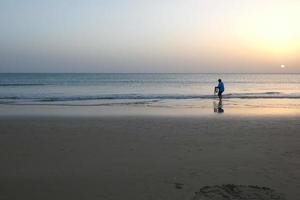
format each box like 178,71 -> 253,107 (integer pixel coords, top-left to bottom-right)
0,116 -> 299,200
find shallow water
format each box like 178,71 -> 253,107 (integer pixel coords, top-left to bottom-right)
0,73 -> 300,112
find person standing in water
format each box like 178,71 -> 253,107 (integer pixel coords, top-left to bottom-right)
215,79 -> 225,100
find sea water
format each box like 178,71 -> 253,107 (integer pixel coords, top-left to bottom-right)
0,73 -> 300,110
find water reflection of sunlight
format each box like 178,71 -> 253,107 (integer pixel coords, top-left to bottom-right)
216,99 -> 300,116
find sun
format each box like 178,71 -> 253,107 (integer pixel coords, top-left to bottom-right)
281,64 -> 285,69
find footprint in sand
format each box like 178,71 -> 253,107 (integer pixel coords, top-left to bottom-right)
192,184 -> 285,200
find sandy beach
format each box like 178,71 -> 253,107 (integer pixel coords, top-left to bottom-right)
1,115 -> 299,200
2,0 -> 300,198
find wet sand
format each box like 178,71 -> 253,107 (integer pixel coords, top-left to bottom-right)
0,116 -> 299,200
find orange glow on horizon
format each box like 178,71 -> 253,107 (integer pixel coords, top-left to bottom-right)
234,5 -> 300,58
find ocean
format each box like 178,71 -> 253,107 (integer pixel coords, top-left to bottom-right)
0,73 -> 300,110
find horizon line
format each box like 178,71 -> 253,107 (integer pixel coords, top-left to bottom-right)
0,72 -> 299,74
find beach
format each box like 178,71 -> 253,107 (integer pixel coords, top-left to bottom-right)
1,114 -> 299,200
2,0 -> 300,198
1,73 -> 300,199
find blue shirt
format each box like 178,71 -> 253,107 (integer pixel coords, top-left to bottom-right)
218,82 -> 224,92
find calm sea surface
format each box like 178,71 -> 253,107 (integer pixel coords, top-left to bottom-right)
0,73 -> 300,108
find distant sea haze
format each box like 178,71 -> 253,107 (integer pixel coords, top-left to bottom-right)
0,73 -> 300,105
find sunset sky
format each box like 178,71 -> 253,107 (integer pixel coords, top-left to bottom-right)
0,0 -> 299,73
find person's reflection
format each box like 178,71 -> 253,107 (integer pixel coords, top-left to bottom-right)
213,99 -> 224,113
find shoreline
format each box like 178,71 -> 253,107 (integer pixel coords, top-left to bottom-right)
0,98 -> 300,118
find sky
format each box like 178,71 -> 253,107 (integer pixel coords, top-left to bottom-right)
0,0 -> 300,73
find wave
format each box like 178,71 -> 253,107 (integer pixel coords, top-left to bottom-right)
0,83 -> 48,86
0,92 -> 300,102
